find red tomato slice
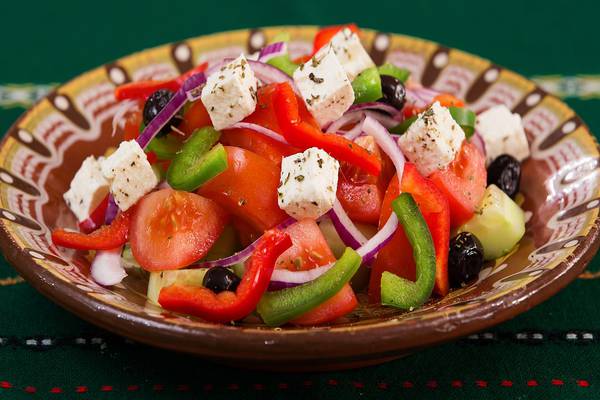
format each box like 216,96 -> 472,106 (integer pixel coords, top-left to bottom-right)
273,219 -> 357,325
312,24 -> 360,54
221,84 -> 309,164
179,100 -> 212,136
276,219 -> 336,271
198,146 -> 287,232
130,189 -> 229,271
368,163 -> 450,302
122,103 -> 143,141
291,284 -> 357,326
337,136 -> 394,224
430,142 -> 487,228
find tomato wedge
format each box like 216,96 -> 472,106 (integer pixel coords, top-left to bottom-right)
430,141 -> 487,228
337,136 -> 394,224
221,83 -> 306,164
178,100 -> 212,136
273,218 -> 357,325
130,189 -> 229,271
198,146 -> 287,232
368,163 -> 450,302
312,24 -> 360,54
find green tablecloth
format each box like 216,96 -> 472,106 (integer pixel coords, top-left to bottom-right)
1,1 -> 599,398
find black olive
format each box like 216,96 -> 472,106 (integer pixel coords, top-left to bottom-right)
448,232 -> 484,288
202,267 -> 241,294
142,89 -> 183,136
487,154 -> 521,198
380,75 -> 406,110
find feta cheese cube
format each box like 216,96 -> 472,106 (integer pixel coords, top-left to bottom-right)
317,28 -> 375,81
101,140 -> 158,211
293,48 -> 355,127
63,156 -> 110,222
278,147 -> 340,219
476,105 -> 530,165
398,101 -> 465,177
200,54 -> 258,130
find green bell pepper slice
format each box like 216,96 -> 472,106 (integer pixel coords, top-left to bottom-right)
257,247 -> 362,326
381,193 -> 436,310
267,55 -> 299,76
449,106 -> 476,138
147,134 -> 183,160
378,63 -> 410,83
352,67 -> 383,103
166,127 -> 227,191
390,115 -> 417,135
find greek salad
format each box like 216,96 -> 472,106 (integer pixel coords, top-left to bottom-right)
52,25 -> 529,326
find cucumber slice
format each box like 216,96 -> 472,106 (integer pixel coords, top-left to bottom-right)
458,184 -> 525,260
147,269 -> 207,305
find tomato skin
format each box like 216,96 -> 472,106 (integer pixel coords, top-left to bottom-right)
130,189 -> 229,271
274,219 -> 357,325
291,283 -> 357,326
432,93 -> 465,108
368,164 -> 450,302
198,146 -> 287,232
179,100 -> 212,136
122,103 -> 143,141
276,219 -> 336,271
220,130 -> 296,165
336,136 -> 394,224
313,24 -> 359,54
430,142 -> 487,228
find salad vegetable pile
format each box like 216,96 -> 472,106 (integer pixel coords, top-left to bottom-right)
53,25 -> 529,326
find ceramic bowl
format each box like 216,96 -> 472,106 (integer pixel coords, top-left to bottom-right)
1,26 -> 598,370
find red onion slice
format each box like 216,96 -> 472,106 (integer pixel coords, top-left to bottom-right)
227,122 -> 289,144
258,42 -> 287,62
268,262 -> 335,291
327,200 -> 367,250
348,102 -> 398,116
325,111 -> 364,134
192,218 -> 296,269
405,84 -> 440,108
470,130 -> 487,157
343,122 -> 364,140
208,59 -> 298,93
91,246 -> 127,286
136,72 -> 206,149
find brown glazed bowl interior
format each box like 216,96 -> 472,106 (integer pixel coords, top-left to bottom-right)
1,26 -> 599,370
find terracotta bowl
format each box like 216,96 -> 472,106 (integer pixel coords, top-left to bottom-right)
1,26 -> 599,371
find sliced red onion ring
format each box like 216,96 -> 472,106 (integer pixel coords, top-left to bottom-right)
258,42 -> 287,62
356,213 -> 398,262
405,84 -> 440,108
343,122 -> 364,140
136,72 -> 207,149
325,111 -> 364,134
348,102 -> 398,116
268,262 -> 335,291
104,194 -> 119,225
192,218 -> 296,269
227,122 -> 289,144
327,200 -> 367,250
78,217 -> 99,234
91,246 -> 127,286
470,130 -> 486,157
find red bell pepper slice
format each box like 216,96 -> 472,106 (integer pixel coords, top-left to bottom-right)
52,209 -> 132,250
158,229 -> 292,323
114,62 -> 208,101
368,163 -> 450,302
273,82 -> 382,176
312,24 -> 360,54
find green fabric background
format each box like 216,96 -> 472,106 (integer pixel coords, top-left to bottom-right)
1,0 -> 599,398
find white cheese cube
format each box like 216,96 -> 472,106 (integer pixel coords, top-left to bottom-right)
278,147 -> 340,219
293,48 -> 355,127
476,105 -> 530,165
317,28 -> 375,81
200,54 -> 258,130
101,140 -> 158,211
63,156 -> 110,222
398,101 -> 465,177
